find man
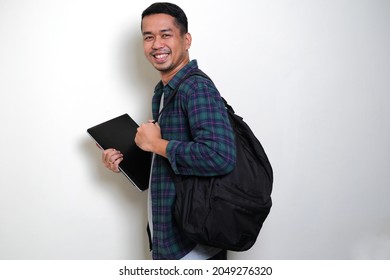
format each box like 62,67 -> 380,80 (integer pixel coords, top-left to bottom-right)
102,2 -> 236,260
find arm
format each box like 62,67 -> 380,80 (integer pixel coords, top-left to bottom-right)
135,77 -> 236,177
166,80 -> 236,177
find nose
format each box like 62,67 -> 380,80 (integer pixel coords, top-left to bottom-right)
152,36 -> 164,50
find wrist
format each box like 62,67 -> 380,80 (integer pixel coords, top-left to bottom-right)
153,139 -> 168,158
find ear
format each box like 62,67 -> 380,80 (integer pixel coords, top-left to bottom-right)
185,33 -> 192,50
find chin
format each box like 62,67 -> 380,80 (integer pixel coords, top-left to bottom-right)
153,63 -> 173,72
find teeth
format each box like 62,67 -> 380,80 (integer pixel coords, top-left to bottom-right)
155,54 -> 168,59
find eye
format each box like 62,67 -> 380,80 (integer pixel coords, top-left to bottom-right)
143,35 -> 154,41
161,33 -> 172,39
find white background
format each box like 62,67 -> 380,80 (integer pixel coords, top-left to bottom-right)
0,0 -> 389,260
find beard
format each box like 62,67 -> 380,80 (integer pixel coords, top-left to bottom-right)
152,61 -> 174,73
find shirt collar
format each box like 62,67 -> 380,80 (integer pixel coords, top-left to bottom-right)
154,59 -> 199,94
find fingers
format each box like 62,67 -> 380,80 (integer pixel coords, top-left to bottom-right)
102,148 -> 123,173
135,122 -> 161,153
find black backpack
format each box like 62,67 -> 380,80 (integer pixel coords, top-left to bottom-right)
159,69 -> 273,251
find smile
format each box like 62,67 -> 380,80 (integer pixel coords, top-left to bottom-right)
152,53 -> 170,64
154,54 -> 169,59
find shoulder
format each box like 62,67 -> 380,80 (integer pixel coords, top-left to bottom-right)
180,72 -> 218,98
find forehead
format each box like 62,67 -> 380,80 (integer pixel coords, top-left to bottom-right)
141,13 -> 179,33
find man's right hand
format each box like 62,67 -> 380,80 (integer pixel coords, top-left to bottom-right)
102,148 -> 123,173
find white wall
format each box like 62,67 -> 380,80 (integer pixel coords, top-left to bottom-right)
0,0 -> 389,260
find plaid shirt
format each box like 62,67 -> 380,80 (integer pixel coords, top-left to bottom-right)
150,60 -> 236,259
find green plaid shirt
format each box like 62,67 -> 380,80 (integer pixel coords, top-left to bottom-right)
150,60 -> 236,259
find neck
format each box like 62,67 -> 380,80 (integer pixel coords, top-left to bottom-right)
160,58 -> 190,85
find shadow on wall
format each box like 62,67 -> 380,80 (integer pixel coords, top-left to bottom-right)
81,30 -> 159,260
119,30 -> 161,120
82,28 -> 157,200
81,137 -> 151,259
83,27 -> 159,193
129,31 -> 160,89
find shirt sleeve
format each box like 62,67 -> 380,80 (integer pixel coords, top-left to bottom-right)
165,78 -> 236,176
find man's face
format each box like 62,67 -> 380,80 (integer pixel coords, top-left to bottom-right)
141,13 -> 191,77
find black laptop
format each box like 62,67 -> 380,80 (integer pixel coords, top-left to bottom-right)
87,114 -> 151,191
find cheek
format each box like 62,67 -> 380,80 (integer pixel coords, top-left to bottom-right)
143,44 -> 151,58
143,40 -> 153,52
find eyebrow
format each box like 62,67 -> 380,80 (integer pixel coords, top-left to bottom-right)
160,28 -> 173,33
142,28 -> 173,36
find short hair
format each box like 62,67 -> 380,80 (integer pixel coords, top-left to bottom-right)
141,2 -> 188,34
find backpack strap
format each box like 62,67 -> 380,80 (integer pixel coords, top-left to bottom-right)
154,69 -> 218,123
168,69 -> 235,115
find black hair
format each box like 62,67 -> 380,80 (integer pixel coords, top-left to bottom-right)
141,2 -> 188,34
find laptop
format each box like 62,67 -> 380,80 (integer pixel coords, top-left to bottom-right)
87,114 -> 151,191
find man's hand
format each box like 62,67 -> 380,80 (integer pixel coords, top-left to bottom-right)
102,148 -> 123,173
135,121 -> 168,157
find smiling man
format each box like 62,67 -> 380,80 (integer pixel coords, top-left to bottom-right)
102,2 -> 236,260
142,13 -> 191,83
